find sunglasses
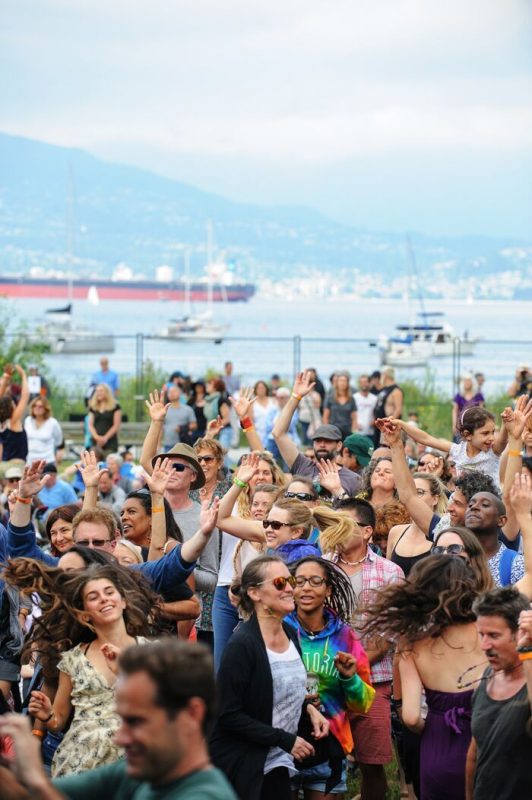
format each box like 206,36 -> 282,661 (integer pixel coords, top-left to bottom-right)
285,491 -> 315,501
257,575 -> 297,591
197,455 -> 216,464
294,575 -> 327,588
262,519 -> 291,531
75,539 -> 112,548
431,544 -> 466,556
171,463 -> 193,472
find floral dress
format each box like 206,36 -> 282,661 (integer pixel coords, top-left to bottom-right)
51,638 -> 147,777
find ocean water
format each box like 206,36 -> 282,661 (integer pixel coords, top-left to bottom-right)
6,295 -> 532,396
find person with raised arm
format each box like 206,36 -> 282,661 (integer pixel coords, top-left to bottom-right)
6,461 -> 217,600
0,364 -> 30,462
272,371 -> 361,495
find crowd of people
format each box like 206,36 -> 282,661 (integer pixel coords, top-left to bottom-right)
0,357 -> 530,800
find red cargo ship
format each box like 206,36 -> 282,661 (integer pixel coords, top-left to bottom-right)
0,276 -> 255,302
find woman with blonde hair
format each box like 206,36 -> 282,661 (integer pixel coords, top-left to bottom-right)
88,384 -> 121,454
24,396 -> 63,465
323,370 -> 358,439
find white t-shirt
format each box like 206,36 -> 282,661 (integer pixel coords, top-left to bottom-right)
354,392 -> 378,435
264,640 -> 307,775
449,440 -> 501,486
24,416 -> 63,464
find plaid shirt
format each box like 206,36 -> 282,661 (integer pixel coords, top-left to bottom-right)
333,547 -> 404,684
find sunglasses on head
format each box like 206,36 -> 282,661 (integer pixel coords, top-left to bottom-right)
257,575 -> 297,591
285,491 -> 315,501
431,544 -> 466,556
262,519 -> 290,530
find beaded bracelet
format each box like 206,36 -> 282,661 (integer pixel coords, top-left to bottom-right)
233,477 -> 247,489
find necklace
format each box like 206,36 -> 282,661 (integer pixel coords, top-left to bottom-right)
339,554 -> 366,567
296,614 -> 328,639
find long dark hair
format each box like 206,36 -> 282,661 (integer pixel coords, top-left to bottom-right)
126,490 -> 182,542
3,559 -> 160,684
362,555 -> 478,645
291,556 -> 356,624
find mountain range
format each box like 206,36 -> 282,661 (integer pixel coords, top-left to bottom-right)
0,131 -> 530,295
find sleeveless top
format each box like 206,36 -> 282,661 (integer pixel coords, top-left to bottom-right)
0,425 -> 28,461
390,524 -> 432,578
374,383 -> 402,420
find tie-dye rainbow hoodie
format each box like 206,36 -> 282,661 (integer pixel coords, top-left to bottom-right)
285,608 -> 375,754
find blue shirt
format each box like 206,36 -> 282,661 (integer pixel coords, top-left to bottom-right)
7,522 -> 195,601
91,369 -> 119,395
38,479 -> 78,510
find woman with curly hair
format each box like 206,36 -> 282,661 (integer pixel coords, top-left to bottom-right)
358,455 -> 397,508
362,556 -> 485,800
3,560 -> 157,777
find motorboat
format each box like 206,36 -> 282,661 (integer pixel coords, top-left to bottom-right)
158,312 -> 229,343
379,313 -> 478,363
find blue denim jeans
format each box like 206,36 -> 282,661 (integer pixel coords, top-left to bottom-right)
212,585 -> 240,673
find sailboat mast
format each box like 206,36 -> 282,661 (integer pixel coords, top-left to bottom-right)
406,234 -> 426,318
206,220 -> 213,306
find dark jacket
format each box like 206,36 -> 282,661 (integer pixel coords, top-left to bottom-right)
210,613 -> 307,800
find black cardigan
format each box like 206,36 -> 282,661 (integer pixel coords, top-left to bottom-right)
210,614 -> 307,800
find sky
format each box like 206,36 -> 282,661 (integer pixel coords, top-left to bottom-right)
2,0 -> 532,238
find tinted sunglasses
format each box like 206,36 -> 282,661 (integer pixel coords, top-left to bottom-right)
285,491 -> 315,501
257,575 -> 297,591
262,519 -> 290,530
431,544 -> 466,556
294,575 -> 327,587
75,538 -> 112,548
171,463 -> 192,472
197,455 -> 216,464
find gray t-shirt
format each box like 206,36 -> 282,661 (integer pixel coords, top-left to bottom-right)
163,404 -> 196,448
291,453 -> 362,496
172,503 -> 219,593
264,641 -> 307,776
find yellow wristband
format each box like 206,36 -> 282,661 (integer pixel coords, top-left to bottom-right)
519,652 -> 532,661
152,506 -> 165,513
291,392 -> 302,402
508,450 -> 521,457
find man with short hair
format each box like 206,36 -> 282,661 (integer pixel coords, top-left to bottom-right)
272,371 -> 361,495
0,640 -> 237,799
163,385 -> 197,450
354,374 -> 378,437
464,492 -> 524,586
96,470 -> 126,517
466,587 -> 532,800
91,357 -> 119,397
37,463 -> 77,510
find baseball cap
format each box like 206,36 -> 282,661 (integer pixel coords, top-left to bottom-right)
311,424 -> 343,442
343,434 -> 374,467
42,463 -> 58,475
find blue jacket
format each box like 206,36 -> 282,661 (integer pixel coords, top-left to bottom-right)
6,521 -> 195,600
271,538 -> 320,564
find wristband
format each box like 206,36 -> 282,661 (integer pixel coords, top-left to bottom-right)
508,450 -> 521,457
42,711 -> 54,723
240,416 -> 253,430
32,729 -> 44,738
152,506 -> 164,513
232,477 -> 247,489
17,495 -> 32,505
518,652 -> 532,662
291,392 -> 302,402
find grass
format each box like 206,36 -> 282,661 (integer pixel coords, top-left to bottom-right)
347,756 -> 403,799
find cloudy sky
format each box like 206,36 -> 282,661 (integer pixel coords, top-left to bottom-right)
2,0 -> 531,237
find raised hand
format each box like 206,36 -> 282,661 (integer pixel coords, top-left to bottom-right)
100,643 -> 122,675
235,452 -> 260,485
145,388 -> 170,423
230,386 -> 257,419
517,608 -> 532,650
334,650 -> 357,678
28,690 -> 53,722
206,415 -> 224,438
292,370 -> 316,399
199,497 -> 220,536
502,395 -> 532,440
316,458 -> 343,496
418,454 -> 444,477
18,460 -> 47,499
78,449 -> 107,488
377,417 -> 402,445
508,472 -> 531,517
145,457 -> 173,495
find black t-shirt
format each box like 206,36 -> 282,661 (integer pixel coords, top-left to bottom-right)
471,675 -> 532,800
